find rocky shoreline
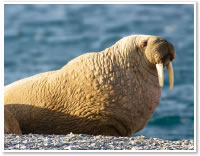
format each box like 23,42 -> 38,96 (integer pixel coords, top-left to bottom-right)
4,133 -> 194,150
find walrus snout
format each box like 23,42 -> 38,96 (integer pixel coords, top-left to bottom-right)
154,41 -> 175,91
142,37 -> 175,91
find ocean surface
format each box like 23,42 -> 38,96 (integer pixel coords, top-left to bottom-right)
4,4 -> 194,141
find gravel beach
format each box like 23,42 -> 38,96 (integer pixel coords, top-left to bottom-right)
4,133 -> 194,151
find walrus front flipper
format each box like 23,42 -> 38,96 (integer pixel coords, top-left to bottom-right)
4,108 -> 22,134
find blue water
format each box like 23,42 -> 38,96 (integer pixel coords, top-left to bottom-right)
4,4 -> 194,141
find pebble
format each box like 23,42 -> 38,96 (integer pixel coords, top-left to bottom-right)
4,134 -> 194,150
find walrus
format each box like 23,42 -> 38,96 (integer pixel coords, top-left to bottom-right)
4,34 -> 176,136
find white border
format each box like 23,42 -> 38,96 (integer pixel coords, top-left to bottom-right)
1,0 -> 199,4
193,2 -> 197,153
1,0 -> 197,154
1,0 -> 198,4
1,0 -> 5,154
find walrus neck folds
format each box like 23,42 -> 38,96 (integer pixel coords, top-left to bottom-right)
108,37 -> 159,87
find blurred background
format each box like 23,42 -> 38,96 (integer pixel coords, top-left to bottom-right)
4,4 -> 194,141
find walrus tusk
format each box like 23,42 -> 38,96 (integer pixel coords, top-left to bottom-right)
156,64 -> 164,88
167,62 -> 174,91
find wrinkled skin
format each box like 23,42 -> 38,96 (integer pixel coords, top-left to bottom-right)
4,35 -> 176,136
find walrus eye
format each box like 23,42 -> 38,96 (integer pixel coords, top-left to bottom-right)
141,40 -> 148,48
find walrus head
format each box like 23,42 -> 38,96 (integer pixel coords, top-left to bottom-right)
139,36 -> 176,90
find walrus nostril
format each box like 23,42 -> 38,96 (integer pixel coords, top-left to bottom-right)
161,55 -> 170,65
170,55 -> 174,61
